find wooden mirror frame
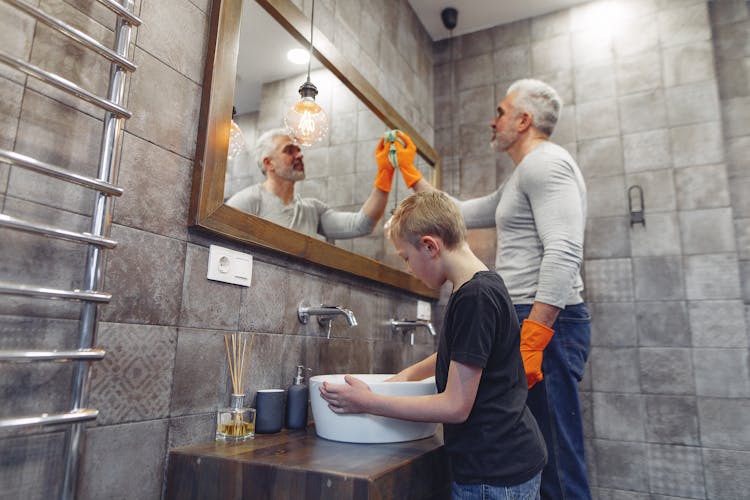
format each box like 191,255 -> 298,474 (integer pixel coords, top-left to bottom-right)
189,0 -> 441,298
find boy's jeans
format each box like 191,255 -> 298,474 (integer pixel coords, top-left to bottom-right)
515,303 -> 592,500
452,472 -> 541,500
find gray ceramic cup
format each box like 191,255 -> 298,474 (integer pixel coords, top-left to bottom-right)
254,389 -> 285,434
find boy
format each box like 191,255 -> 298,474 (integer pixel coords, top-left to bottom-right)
320,191 -> 546,499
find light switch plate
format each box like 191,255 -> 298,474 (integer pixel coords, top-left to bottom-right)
416,300 -> 431,321
207,245 -> 253,287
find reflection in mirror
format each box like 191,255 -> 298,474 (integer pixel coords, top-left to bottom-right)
223,1 -> 431,264
189,0 -> 441,298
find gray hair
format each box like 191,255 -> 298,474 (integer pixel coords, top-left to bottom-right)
254,128 -> 290,175
506,79 -> 562,137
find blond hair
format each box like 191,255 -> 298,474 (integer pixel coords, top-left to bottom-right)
389,191 -> 466,250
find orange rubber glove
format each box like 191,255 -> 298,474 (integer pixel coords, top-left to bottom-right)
520,319 -> 555,389
374,137 -> 395,192
394,131 -> 423,188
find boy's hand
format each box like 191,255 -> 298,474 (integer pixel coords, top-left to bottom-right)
394,131 -> 423,188
320,375 -> 372,413
520,319 -> 554,389
374,138 -> 395,192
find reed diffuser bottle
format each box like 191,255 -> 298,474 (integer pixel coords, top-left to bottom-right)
216,333 -> 256,441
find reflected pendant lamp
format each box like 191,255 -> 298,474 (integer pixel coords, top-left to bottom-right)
228,106 -> 246,160
284,0 -> 328,146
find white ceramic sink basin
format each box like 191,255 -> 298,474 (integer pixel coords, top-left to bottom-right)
309,374 -> 438,444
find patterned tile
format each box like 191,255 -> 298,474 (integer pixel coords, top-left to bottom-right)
89,322 -> 177,425
647,444 -> 705,497
703,448 -> 750,499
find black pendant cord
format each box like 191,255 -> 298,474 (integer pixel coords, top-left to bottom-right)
306,0 -> 315,84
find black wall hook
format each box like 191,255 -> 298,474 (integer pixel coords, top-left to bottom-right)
628,185 -> 645,227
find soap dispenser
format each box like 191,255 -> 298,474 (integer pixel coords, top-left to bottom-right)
286,365 -> 309,429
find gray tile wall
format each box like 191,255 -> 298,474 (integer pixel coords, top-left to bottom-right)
434,0 -> 750,498
0,0 -> 435,499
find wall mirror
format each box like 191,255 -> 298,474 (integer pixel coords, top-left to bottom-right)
190,0 -> 441,298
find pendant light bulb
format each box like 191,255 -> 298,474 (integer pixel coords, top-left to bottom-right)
228,107 -> 246,160
284,0 -> 327,146
285,80 -> 328,147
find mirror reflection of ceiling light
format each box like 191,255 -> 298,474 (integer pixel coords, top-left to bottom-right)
284,0 -> 328,146
287,48 -> 309,65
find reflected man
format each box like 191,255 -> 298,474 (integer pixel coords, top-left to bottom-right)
226,128 -> 394,240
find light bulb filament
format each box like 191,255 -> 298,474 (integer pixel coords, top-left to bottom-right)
299,111 -> 316,137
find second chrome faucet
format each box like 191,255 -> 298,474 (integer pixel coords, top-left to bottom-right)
390,319 -> 436,346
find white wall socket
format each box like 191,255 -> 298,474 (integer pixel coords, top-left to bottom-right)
207,245 -> 253,287
416,300 -> 431,321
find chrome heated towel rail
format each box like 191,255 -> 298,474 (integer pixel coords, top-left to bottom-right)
0,1 -> 141,498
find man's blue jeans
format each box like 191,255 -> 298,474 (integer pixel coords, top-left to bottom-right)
515,303 -> 591,500
452,471 -> 541,499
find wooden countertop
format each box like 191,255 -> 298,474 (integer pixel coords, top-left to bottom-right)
165,426 -> 450,500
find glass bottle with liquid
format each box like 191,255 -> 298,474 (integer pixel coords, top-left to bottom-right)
216,393 -> 255,441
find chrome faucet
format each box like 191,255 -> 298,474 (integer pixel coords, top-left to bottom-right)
298,301 -> 357,338
390,319 -> 436,346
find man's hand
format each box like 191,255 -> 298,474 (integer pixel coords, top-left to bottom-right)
394,131 -> 423,188
374,138 -> 395,192
520,319 -> 554,389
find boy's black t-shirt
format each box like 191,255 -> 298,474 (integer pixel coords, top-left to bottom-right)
436,271 -> 547,486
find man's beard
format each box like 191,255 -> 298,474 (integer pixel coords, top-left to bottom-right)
280,159 -> 305,181
491,127 -> 517,153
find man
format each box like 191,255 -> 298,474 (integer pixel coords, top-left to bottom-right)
226,128 -> 395,240
393,79 -> 591,500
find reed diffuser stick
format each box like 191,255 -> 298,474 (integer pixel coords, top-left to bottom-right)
223,332 -> 254,394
